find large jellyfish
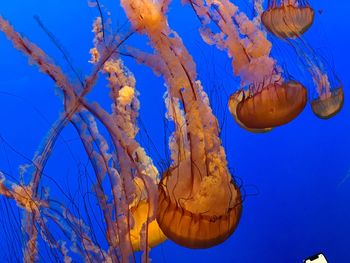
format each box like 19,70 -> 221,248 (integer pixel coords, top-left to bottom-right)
261,0 -> 315,39
187,0 -> 307,131
121,0 -> 242,249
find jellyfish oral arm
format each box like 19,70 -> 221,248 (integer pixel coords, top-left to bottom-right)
187,0 -> 280,87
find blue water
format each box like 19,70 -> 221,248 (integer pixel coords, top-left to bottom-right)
0,1 -> 349,262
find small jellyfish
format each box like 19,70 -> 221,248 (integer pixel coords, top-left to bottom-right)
261,0 -> 315,39
311,87 -> 344,119
231,80 -> 307,129
309,68 -> 344,119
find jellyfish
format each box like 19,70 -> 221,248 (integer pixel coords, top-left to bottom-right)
187,0 -> 307,131
308,65 -> 344,119
261,0 -> 315,39
121,0 -> 242,249
311,88 -> 344,119
102,59 -> 167,252
229,80 -> 307,130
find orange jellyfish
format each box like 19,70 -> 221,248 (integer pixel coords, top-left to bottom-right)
309,66 -> 344,119
120,0 -> 242,249
311,87 -> 344,119
262,0 -> 315,39
229,80 -> 307,130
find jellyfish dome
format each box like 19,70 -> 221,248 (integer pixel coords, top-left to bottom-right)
129,200 -> 167,250
311,86 -> 344,119
261,0 -> 315,39
231,80 -> 307,129
128,178 -> 167,251
157,159 -> 242,249
308,64 -> 344,119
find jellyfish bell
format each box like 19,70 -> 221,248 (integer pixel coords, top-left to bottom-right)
311,86 -> 344,119
127,177 -> 167,251
229,89 -> 273,133
308,64 -> 344,119
156,160 -> 242,249
129,200 -> 167,251
235,80 -> 307,129
261,0 -> 315,39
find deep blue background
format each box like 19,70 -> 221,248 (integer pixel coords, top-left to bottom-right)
0,1 -> 349,262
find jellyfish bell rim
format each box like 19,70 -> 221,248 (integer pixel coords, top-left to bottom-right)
235,80 -> 308,129
310,86 -> 344,119
261,4 -> 315,39
156,168 -> 243,249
